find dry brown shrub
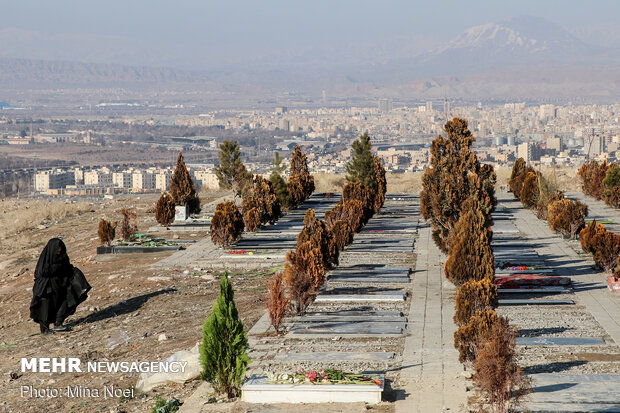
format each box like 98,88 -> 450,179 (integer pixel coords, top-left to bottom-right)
580,220 -> 606,254
342,182 -> 374,224
303,208 -> 316,226
242,175 -> 281,226
578,160 -> 609,200
454,278 -> 498,327
210,201 -> 244,247
266,272 -> 289,334
155,192 -> 175,227
547,199 -> 588,239
119,208 -> 137,240
373,155 -> 387,213
330,220 -> 353,251
591,230 -> 620,271
170,151 -> 201,214
473,320 -> 531,413
454,309 -> 501,364
444,199 -> 494,285
519,171 -> 539,208
508,158 -> 527,195
243,207 -> 260,232
98,219 -> 117,246
286,175 -> 306,208
536,190 -> 564,220
282,249 -> 316,314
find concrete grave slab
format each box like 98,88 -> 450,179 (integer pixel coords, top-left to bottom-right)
498,287 -> 571,294
498,299 -> 574,306
273,352 -> 396,362
290,314 -> 407,323
516,337 -> 605,346
315,293 -> 407,303
288,321 -> 406,335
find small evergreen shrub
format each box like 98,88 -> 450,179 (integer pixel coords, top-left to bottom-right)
200,273 -> 250,398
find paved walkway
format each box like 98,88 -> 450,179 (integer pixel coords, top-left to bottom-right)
396,223 -> 468,413
568,191 -> 620,235
508,195 -> 620,344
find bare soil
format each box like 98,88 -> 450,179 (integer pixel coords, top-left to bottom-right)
0,193 -> 271,413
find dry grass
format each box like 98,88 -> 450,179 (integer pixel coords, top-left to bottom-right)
0,199 -> 92,238
495,166 -> 580,192
314,172 -> 422,194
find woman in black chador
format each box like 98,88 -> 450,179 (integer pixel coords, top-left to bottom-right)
30,238 -> 73,335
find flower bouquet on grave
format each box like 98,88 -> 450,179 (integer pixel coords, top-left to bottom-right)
226,249 -> 248,255
265,369 -> 383,386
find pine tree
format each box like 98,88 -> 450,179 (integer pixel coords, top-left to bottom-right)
215,140 -> 252,198
200,273 -> 250,398
170,151 -> 201,214
271,152 -> 287,175
346,133 -> 377,190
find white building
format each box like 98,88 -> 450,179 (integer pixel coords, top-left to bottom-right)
34,170 -> 75,192
84,168 -> 112,186
132,172 -> 156,190
113,172 -> 133,189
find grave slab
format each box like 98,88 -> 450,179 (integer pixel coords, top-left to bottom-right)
516,337 -> 605,346
273,352 -> 396,362
498,299 -> 574,306
498,287 -> 571,294
327,276 -> 410,283
315,293 -> 407,303
291,315 -> 407,323
288,322 -> 406,335
303,310 -> 403,317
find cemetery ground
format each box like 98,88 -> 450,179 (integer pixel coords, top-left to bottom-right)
0,191 -> 272,413
2,187 -> 620,412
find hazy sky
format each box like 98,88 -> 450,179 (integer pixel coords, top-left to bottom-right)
0,0 -> 618,70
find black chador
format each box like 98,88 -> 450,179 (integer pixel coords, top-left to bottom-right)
30,238 -> 91,335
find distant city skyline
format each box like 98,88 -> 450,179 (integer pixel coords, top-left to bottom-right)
0,1 -> 618,71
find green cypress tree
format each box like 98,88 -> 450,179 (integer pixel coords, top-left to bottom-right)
200,273 -> 250,398
170,151 -> 201,214
215,140 -> 252,198
269,152 -> 290,208
345,133 -> 377,190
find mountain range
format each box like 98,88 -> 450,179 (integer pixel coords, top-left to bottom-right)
0,16 -> 618,102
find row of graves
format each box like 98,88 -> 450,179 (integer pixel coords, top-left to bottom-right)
492,194 -> 620,412
240,194 -> 420,404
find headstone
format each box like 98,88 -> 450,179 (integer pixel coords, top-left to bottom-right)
174,205 -> 189,222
